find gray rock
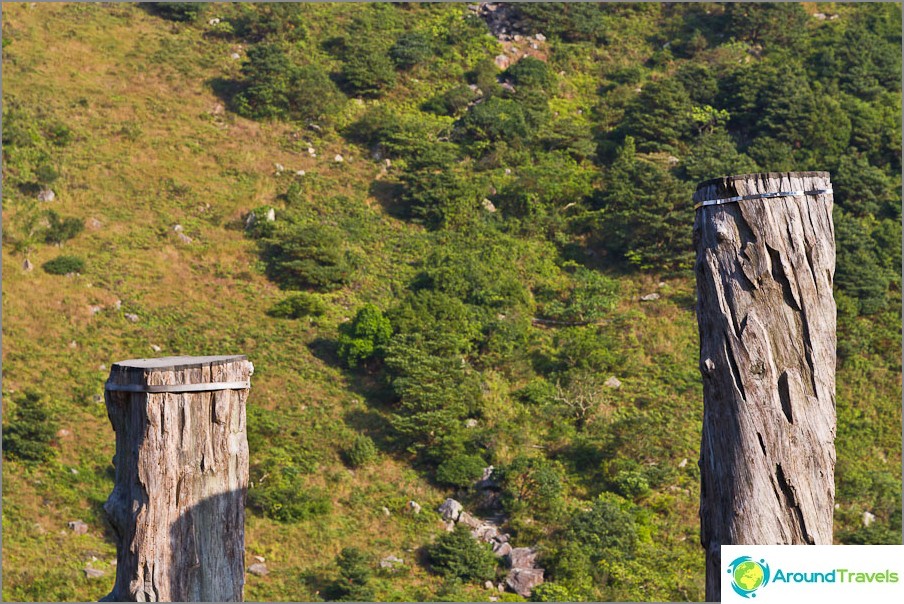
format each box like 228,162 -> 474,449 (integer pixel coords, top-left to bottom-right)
500,82 -> 516,93
68,520 -> 88,535
443,520 -> 455,532
231,52 -> 241,60
334,154 -> 344,163
493,533 -> 509,544
813,12 -> 827,20
493,542 -> 513,557
308,123 -> 322,133
485,580 -> 495,590
84,568 -> 105,579
458,511 -> 482,529
604,376 -> 622,389
274,163 -> 285,173
254,555 -> 266,563
380,555 -> 404,569
87,218 -> 103,230
124,313 -> 139,323
494,54 -> 510,69
381,506 -> 391,517
150,344 -> 162,353
89,305 -> 103,315
266,208 -> 275,222
407,500 -> 421,514
513,34 -> 523,42
506,568 -> 544,597
472,524 -> 499,542
37,188 -> 56,202
507,547 -> 538,569
438,498 -> 463,522
678,458 -> 688,468
481,198 -> 496,213
640,292 -> 660,301
535,33 -> 546,42
208,17 -> 220,25
173,224 -> 184,232
114,299 -> 122,310
863,511 -> 876,527
23,258 -> 34,271
248,562 -> 269,576
177,232 -> 193,245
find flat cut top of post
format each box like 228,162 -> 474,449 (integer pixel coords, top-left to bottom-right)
695,171 -> 829,191
111,355 -> 247,371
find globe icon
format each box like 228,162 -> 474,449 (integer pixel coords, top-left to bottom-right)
733,560 -> 765,592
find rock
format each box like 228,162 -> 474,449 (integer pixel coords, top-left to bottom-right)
308,123 -> 322,133
274,163 -> 285,173
407,500 -> 421,514
124,313 -> 139,323
468,4 -> 480,12
266,208 -> 275,222
458,512 -> 482,529
513,34 -> 523,42
57,428 -> 71,437
494,54 -> 510,69
493,533 -> 509,544
472,524 -> 499,542
231,52 -> 241,60
68,520 -> 88,535
254,555 -> 265,563
863,511 -> 876,527
443,520 -> 455,532
295,170 -> 306,177
93,394 -> 103,404
813,12 -> 827,20
381,506 -> 391,517
658,281 -> 666,288
498,583 -> 506,593
507,547 -> 538,569
438,498 -> 463,522
490,597 -> 498,602
208,17 -> 220,25
667,155 -> 679,165
87,218 -> 103,230
481,198 -> 496,213
465,418 -> 479,428
535,33 -> 546,42
173,224 -> 184,232
177,232 -> 193,245
506,568 -> 545,597
500,82 -> 516,93
493,542 -> 513,557
530,42 -> 538,50
23,258 -> 34,271
640,292 -> 660,301
485,581 -> 495,590
71,467 -> 79,475
248,562 -> 269,577
604,376 -> 622,389
679,458 -> 688,468
150,344 -> 162,353
334,154 -> 344,163
114,299 -> 122,310
37,188 -> 56,202
89,305 -> 103,315
84,568 -> 105,579
307,147 -> 316,156
504,168 -> 512,175
380,555 -> 404,569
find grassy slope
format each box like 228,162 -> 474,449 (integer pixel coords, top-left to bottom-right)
1,3 -> 899,602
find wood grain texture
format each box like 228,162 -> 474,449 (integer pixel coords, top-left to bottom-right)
103,356 -> 250,602
693,173 -> 836,602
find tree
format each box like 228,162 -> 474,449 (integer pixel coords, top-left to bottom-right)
323,547 -> 375,601
435,453 -> 486,488
566,493 -> 639,562
147,3 -> 205,22
337,304 -> 393,368
504,57 -> 556,92
43,210 -> 83,246
390,31 -> 434,69
622,79 -> 693,152
2,390 -> 57,463
497,455 -> 566,521
428,524 -> 498,582
259,222 -> 355,291
340,39 -> 397,97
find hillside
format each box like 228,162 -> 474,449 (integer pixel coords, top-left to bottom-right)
1,3 -> 901,602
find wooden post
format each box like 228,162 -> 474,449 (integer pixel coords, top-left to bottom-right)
102,355 -> 252,602
693,172 -> 836,601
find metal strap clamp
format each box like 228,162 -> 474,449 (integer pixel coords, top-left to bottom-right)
694,189 -> 832,211
104,380 -> 251,393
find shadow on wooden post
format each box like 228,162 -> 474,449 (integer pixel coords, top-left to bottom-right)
693,172 -> 837,602
102,356 -> 251,602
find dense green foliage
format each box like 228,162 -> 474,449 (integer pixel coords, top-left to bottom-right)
2,391 -> 58,463
2,3 -> 899,602
41,255 -> 85,275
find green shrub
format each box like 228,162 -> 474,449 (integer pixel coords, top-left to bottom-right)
323,547 -> 375,601
390,32 -> 434,69
566,492 -> 639,560
266,292 -> 328,319
260,222 -> 356,291
422,85 -> 478,117
248,468 -> 331,523
428,524 -> 498,582
2,390 -> 57,463
612,470 -> 651,501
342,434 -> 378,468
147,3 -> 205,22
43,211 -> 84,246
42,255 -> 85,275
504,57 -> 556,92
497,455 -> 566,521
457,97 -> 529,145
340,40 -> 397,97
435,453 -> 486,487
337,304 -> 393,368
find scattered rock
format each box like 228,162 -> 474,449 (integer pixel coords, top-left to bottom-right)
465,418 -> 479,428
308,123 -> 322,133
274,163 -> 285,173
68,520 -> 88,535
89,305 -> 103,315
208,17 -> 220,25
177,232 -> 193,245
407,500 -> 421,514
248,562 -> 269,577
70,468 -> 79,475
640,292 -> 660,302
494,54 -> 510,69
513,34 -> 523,42
231,52 -> 241,60
68,339 -> 78,349
507,547 -> 538,570
444,520 -> 455,532
505,567 -> 545,597
493,542 -> 513,557
458,511 -> 482,530
334,154 -> 344,163
254,555 -> 266,563
87,217 -> 103,230
604,376 -> 622,389
57,428 -> 71,437
114,299 -> 122,310
504,168 -> 512,175
381,506 -> 391,516
658,281 -> 666,288
485,581 -> 495,590
23,258 -> 34,271
481,198 -> 496,213
265,208 -> 276,222
679,458 -> 688,468
124,313 -> 139,323
667,155 -> 679,166
173,224 -> 184,232
93,395 -> 103,404
813,12 -> 827,20
84,568 -> 105,579
863,511 -> 876,527
497,583 -> 506,593
307,147 -> 316,157
38,188 -> 56,202
438,498 -> 463,522
500,81 -> 516,93
473,524 -> 499,542
380,555 -> 404,570
295,170 -> 305,177
150,344 -> 162,353
535,33 -> 546,42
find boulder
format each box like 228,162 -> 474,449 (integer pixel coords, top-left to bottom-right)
506,547 -> 538,569
37,188 -> 56,202
380,555 -> 404,569
863,511 -> 876,527
177,232 -> 193,245
484,581 -> 495,590
481,198 -> 496,213
124,313 -> 139,323
494,54 -> 510,69
87,218 -> 103,230
22,258 -> 34,271
438,498 -> 463,522
84,568 -> 105,579
505,568 -> 544,597
68,520 -> 88,535
248,562 -> 269,577
472,524 -> 499,542
604,376 -> 622,389
493,542 -> 513,557
458,511 -> 482,529
640,292 -> 660,302
535,33 -> 546,42
407,500 -> 421,514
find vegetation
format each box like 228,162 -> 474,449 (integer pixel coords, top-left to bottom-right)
1,3 -> 899,602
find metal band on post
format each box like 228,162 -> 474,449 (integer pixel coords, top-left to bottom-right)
104,380 -> 251,393
693,188 -> 833,211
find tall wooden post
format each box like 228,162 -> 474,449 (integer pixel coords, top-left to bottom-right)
102,355 -> 252,602
693,172 -> 836,601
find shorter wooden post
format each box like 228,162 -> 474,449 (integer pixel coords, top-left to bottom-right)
103,355 -> 252,602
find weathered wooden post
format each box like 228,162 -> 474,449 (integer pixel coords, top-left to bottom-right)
693,172 -> 836,601
102,355 -> 252,602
